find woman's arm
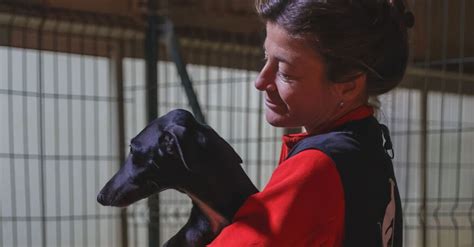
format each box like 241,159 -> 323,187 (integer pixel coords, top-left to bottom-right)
208,149 -> 345,247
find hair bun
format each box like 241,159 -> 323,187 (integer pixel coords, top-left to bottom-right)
403,11 -> 415,28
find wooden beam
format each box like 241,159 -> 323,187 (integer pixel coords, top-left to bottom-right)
168,8 -> 262,34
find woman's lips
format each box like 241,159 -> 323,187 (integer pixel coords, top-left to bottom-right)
265,99 -> 286,113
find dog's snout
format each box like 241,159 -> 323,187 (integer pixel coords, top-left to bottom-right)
97,193 -> 108,206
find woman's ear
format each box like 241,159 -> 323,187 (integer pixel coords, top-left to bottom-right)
332,73 -> 367,103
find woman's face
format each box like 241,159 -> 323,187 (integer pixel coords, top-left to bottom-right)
255,22 -> 341,133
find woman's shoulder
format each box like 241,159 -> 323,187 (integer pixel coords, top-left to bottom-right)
277,148 -> 339,182
287,116 -> 385,163
286,130 -> 361,163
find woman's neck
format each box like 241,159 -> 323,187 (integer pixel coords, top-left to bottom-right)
304,103 -> 368,135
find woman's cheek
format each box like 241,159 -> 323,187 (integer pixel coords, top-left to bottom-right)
275,81 -> 294,100
280,94 -> 300,114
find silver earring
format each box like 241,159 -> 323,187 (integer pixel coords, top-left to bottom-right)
339,101 -> 344,108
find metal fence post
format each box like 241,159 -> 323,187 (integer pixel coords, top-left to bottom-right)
420,90 -> 428,247
146,0 -> 160,246
111,38 -> 129,247
162,20 -> 205,123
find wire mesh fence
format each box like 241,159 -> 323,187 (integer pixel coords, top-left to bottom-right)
0,3 -> 141,246
0,1 -> 473,247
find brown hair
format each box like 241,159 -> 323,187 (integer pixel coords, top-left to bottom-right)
256,0 -> 414,95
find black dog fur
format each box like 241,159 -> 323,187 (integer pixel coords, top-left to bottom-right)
97,109 -> 258,246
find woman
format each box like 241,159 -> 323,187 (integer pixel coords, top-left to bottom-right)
209,0 -> 414,246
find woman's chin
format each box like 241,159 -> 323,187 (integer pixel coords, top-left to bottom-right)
265,109 -> 291,127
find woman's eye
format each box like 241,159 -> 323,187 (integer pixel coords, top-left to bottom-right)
277,71 -> 292,82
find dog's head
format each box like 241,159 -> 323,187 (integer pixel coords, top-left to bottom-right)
97,109 -> 242,207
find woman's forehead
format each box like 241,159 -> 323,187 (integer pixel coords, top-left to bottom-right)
264,22 -> 322,65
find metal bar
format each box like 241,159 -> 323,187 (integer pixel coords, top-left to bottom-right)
420,0 -> 433,245
106,26 -> 114,247
121,75 -> 292,88
36,16 -> 47,247
0,208 -> 467,220
228,35 -> 234,145
197,36 -> 208,120
0,213 -> 131,220
471,186 -> 474,247
244,42 -> 251,172
434,103 -> 446,247
0,193 -> 2,246
217,36 -> 222,130
403,0 -> 417,244
0,89 -> 123,101
21,22 -> 32,247
1,128 -> 3,247
79,22 -> 88,247
451,2 -> 466,246
7,12 -> 18,247
66,20 -> 76,247
163,22 -> 205,123
205,37 -> 210,121
92,31 -> 101,247
131,35 -> 139,247
405,225 -> 473,230
452,73 -> 464,247
388,82 -> 402,245
0,153 -> 119,160
256,93 -> 263,189
434,1 -> 449,245
52,17 -> 62,247
163,42 -> 170,114
174,41 -> 182,112
420,89 -> 428,247
405,67 -> 474,83
111,38 -> 128,247
145,1 -> 160,245
404,70 -> 413,246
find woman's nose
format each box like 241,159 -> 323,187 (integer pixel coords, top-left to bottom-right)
254,65 -> 276,91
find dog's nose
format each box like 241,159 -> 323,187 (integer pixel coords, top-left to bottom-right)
97,193 -> 107,206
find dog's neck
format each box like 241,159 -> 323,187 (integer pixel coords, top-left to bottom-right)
186,191 -> 230,234
169,181 -> 237,246
176,162 -> 258,241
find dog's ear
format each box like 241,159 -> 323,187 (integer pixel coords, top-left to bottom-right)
159,123 -> 243,172
158,131 -> 181,158
159,125 -> 203,172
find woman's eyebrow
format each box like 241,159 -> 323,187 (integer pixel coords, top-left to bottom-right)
263,43 -> 295,66
276,55 -> 294,66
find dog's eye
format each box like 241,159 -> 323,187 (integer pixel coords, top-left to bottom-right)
131,152 -> 149,166
132,154 -> 139,163
130,145 -> 147,165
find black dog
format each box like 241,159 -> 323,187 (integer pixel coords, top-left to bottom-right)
97,109 -> 258,246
